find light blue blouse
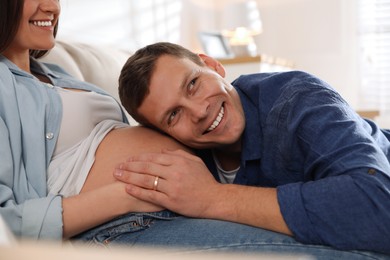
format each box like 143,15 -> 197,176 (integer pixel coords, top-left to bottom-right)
0,55 -> 127,240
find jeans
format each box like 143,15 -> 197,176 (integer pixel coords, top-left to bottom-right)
73,211 -> 389,260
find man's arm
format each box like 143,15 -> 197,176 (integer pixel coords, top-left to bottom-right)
114,149 -> 292,235
115,148 -> 390,254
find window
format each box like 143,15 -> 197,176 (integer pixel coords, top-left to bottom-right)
358,0 -> 390,113
127,0 -> 182,50
58,0 -> 182,51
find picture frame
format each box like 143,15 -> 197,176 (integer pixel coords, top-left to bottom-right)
198,32 -> 234,59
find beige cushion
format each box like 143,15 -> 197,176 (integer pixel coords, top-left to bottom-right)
41,40 -> 137,125
41,40 -> 131,101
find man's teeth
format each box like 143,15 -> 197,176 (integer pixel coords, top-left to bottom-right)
207,106 -> 224,132
32,21 -> 52,27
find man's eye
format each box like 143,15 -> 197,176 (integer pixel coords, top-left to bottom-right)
168,110 -> 178,125
188,78 -> 197,92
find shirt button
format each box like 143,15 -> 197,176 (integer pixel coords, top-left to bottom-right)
367,168 -> 376,175
46,83 -> 54,89
46,132 -> 54,140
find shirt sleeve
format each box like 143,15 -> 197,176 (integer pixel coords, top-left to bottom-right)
0,118 -> 63,240
275,75 -> 390,254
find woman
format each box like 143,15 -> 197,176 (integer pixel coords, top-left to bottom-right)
0,0 -> 189,240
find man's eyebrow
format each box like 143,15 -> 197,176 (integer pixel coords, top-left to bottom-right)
158,69 -> 194,126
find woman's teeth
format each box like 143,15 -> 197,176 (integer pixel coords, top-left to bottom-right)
207,106 -> 224,132
32,21 -> 52,27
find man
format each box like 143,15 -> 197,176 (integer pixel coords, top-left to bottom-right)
116,42 -> 390,255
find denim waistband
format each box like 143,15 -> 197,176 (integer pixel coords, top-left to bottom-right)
71,210 -> 179,245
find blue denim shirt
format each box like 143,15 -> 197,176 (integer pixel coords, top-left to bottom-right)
199,71 -> 390,254
0,56 -> 127,240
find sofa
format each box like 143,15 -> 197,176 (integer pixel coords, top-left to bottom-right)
40,40 -> 138,125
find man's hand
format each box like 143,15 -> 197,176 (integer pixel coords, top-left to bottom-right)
114,149 -> 223,218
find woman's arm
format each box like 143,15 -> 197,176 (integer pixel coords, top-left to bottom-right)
62,182 -> 161,239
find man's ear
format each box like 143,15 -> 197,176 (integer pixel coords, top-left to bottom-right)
198,53 -> 226,78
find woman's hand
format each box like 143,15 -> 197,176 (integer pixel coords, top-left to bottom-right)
113,149 -> 221,218
114,181 -> 164,213
63,181 -> 163,238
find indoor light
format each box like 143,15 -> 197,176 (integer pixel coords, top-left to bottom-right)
221,0 -> 263,57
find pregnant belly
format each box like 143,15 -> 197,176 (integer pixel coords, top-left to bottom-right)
80,125 -> 191,193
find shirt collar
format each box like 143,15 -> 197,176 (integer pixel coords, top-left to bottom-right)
234,78 -> 263,163
0,55 -> 29,77
30,57 -> 61,79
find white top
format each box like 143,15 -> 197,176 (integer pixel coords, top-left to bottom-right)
53,88 -> 122,156
47,88 -> 127,197
212,151 -> 239,184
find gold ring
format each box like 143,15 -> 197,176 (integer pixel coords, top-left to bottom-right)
153,176 -> 159,191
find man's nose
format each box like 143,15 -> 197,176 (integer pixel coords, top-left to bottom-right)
189,101 -> 209,123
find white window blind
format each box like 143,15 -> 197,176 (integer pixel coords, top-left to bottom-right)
358,0 -> 390,113
58,0 -> 182,51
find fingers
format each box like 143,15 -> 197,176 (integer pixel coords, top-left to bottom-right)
117,150 -> 192,179
125,183 -> 168,207
115,150 -> 205,183
118,158 -> 166,178
114,165 -> 167,193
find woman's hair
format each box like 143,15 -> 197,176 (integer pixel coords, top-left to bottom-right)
118,42 -> 204,125
0,0 -> 58,58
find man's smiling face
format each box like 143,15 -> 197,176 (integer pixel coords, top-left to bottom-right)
138,54 -> 245,151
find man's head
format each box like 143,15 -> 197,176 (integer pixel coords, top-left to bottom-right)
119,42 -> 245,151
119,42 -> 203,125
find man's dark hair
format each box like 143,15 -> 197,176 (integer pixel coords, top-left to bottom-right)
119,42 -> 204,125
